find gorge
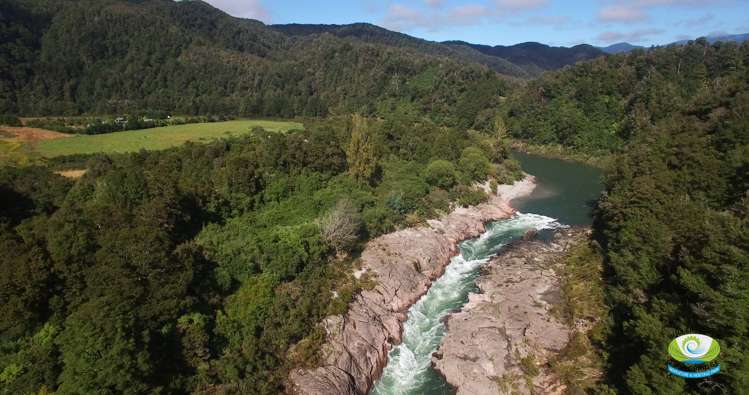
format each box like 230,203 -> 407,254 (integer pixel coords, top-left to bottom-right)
290,152 -> 603,394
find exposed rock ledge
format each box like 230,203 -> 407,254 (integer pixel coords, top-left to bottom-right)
432,228 -> 590,395
287,176 -> 537,395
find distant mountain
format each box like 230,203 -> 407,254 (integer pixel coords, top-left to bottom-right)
271,23 -> 530,77
599,42 -> 645,54
0,0 -> 517,116
602,33 -> 749,55
673,33 -> 749,45
272,24 -> 605,75
442,41 -> 604,73
711,33 -> 749,43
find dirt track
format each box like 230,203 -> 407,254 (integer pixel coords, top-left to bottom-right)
55,169 -> 87,179
0,127 -> 71,142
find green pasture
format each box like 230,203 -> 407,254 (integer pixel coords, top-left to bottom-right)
33,119 -> 303,158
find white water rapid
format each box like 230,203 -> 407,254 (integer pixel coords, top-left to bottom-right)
370,213 -> 564,395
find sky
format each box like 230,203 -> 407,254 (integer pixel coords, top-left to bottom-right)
201,0 -> 749,47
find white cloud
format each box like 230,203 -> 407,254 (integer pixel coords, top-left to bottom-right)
383,4 -> 429,30
382,3 -> 493,32
597,0 -> 728,24
598,5 -> 647,22
382,0 -> 551,33
450,4 -> 490,20
596,28 -> 664,43
495,0 -> 548,11
203,0 -> 271,22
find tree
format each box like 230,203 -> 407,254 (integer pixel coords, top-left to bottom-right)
317,199 -> 362,256
0,222 -> 52,339
56,299 -> 151,394
425,159 -> 458,189
346,114 -> 379,184
459,147 -> 490,181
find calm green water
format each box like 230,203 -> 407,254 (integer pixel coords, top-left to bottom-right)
510,150 -> 603,226
369,152 -> 603,395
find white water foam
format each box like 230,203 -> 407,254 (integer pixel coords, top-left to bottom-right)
370,213 -> 564,395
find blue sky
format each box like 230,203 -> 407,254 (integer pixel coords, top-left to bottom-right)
202,0 -> 749,47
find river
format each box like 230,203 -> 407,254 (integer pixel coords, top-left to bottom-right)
370,152 -> 603,395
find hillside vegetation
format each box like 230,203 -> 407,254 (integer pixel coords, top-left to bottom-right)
444,40 -> 603,75
1,1 -> 748,393
0,114 -> 523,394
509,40 -> 749,393
504,39 -> 749,155
271,23 -> 530,77
1,0 -> 510,129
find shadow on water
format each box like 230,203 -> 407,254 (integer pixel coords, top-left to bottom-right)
510,150 -> 604,227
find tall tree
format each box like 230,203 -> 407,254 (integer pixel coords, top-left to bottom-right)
346,114 -> 379,184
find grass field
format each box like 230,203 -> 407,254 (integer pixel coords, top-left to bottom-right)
29,119 -> 303,158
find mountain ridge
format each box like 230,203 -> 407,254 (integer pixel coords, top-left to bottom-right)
272,22 -> 605,74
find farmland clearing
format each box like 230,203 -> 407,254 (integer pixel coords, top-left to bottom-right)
0,119 -> 303,159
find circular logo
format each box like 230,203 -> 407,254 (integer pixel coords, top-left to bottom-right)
668,334 -> 720,364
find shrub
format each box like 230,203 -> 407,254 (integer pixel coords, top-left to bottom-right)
425,160 -> 458,189
423,188 -> 450,216
385,191 -> 407,214
452,185 -> 488,207
318,199 -> 362,255
459,146 -> 490,181
502,158 -> 523,179
0,115 -> 21,127
405,212 -> 422,227
362,206 -> 396,237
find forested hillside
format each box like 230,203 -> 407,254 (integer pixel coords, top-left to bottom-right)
510,40 -> 749,393
503,40 -> 749,154
0,112 -> 522,393
272,24 -> 604,76
0,0 -> 511,124
443,40 -> 603,74
271,23 -> 530,77
2,1 -> 748,394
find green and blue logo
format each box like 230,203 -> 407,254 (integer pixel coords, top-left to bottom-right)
667,334 -> 721,379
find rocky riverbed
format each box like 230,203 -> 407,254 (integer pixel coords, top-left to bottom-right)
432,228 -> 590,395
287,177 -> 537,395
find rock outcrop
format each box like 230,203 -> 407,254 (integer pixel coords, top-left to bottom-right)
288,177 -> 536,395
432,228 -> 589,395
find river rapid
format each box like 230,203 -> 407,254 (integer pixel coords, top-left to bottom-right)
370,152 -> 602,395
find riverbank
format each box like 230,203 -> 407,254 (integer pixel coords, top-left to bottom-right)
508,139 -> 611,169
432,228 -> 603,394
287,176 -> 537,395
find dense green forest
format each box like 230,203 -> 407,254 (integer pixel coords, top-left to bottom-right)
503,39 -> 749,155
511,41 -> 749,393
270,23 -> 603,76
0,113 -> 521,393
0,0 -> 511,127
442,40 -> 603,75
2,0 -> 749,394
269,22 -> 530,78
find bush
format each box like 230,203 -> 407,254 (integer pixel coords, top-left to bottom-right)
502,158 -> 523,179
362,206 -> 396,237
423,188 -> 450,216
0,115 -> 21,127
385,191 -> 407,214
459,147 -> 490,181
452,185 -> 488,207
424,160 -> 458,189
317,199 -> 362,255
